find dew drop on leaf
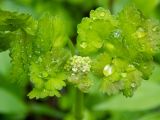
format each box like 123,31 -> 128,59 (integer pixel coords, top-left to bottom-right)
103,64 -> 113,77
80,42 -> 87,48
113,29 -> 121,38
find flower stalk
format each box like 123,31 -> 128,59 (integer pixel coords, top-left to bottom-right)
74,89 -> 84,120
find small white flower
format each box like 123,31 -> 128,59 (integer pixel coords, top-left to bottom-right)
65,55 -> 92,80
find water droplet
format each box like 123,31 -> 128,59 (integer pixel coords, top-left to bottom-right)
135,27 -> 146,38
113,29 -> 121,38
131,83 -> 136,88
103,65 -> 113,77
80,42 -> 87,48
100,12 -> 105,17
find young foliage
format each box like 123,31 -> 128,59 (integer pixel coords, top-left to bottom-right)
28,14 -> 71,99
0,5 -> 160,99
76,5 -> 160,97
0,10 -> 36,85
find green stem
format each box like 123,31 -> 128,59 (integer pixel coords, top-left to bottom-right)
74,89 -> 84,120
108,0 -> 115,14
68,39 -> 75,55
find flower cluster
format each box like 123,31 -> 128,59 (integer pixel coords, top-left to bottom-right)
65,55 -> 91,74
65,55 -> 91,81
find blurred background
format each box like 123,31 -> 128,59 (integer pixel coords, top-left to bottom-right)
0,0 -> 160,120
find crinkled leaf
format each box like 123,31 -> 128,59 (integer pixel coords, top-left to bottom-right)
28,48 -> 71,99
77,7 -> 117,55
77,6 -> 160,97
10,30 -> 33,85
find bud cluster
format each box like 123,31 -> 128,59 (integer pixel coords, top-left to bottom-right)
65,55 -> 91,75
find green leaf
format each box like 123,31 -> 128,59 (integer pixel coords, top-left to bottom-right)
28,48 -> 70,99
0,10 -> 36,52
0,9 -> 35,32
133,0 -> 160,16
0,32 -> 11,52
29,103 -> 65,119
138,112 -> 160,120
76,7 -> 117,55
76,5 -> 160,96
0,51 -> 11,76
10,29 -> 33,85
93,81 -> 160,111
35,13 -> 69,53
0,87 -> 27,114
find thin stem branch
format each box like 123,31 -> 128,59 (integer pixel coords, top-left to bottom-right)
108,0 -> 115,14
74,89 -> 84,120
68,39 -> 75,55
